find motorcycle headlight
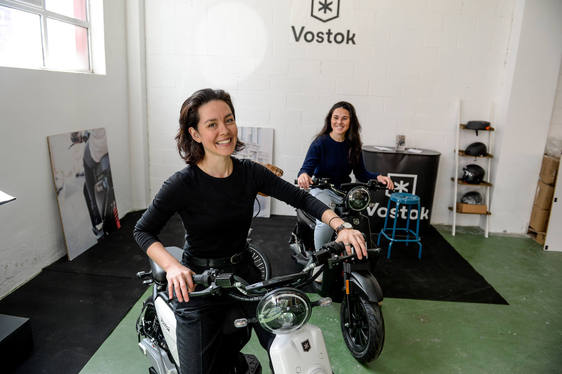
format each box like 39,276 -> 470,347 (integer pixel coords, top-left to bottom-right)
256,288 -> 311,334
346,186 -> 371,211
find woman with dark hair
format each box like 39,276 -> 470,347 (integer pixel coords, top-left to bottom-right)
134,89 -> 368,374
297,101 -> 394,250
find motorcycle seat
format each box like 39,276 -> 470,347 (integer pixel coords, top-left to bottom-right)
149,246 -> 184,284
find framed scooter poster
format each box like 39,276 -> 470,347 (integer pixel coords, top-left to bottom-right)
47,128 -> 121,260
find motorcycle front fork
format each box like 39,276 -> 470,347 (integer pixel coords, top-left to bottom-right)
343,262 -> 352,323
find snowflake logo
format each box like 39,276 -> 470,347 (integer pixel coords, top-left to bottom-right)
318,0 -> 333,13
393,180 -> 410,193
311,0 -> 340,23
385,173 -> 418,197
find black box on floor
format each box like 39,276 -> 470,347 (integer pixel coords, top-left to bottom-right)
0,313 -> 33,371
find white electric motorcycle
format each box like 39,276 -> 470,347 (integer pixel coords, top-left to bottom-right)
136,242 -> 363,374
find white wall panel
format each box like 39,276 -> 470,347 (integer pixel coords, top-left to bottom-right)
143,0 -> 561,235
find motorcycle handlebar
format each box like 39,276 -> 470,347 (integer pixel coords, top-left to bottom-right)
185,242 -> 381,299
294,177 -> 390,191
191,272 -> 209,286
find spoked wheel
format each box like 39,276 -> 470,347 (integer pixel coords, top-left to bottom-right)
249,246 -> 271,281
340,295 -> 385,363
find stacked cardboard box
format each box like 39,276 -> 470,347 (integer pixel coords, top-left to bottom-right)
529,155 -> 560,244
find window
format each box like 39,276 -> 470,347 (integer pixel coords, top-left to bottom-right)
0,0 -> 104,73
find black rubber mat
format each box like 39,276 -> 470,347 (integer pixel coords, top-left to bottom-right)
0,211 -> 150,374
248,215 -> 508,305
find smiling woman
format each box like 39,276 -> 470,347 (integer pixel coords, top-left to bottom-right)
297,101 -> 395,250
133,88 -> 369,373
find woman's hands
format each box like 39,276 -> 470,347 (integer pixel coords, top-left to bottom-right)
297,172 -> 313,189
377,174 -> 394,190
146,242 -> 195,303
166,263 -> 195,303
335,228 -> 368,260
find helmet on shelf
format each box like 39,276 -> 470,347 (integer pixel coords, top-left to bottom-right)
465,121 -> 491,136
462,164 -> 485,184
461,191 -> 483,205
465,142 -> 488,157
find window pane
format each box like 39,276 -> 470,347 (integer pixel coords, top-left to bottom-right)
46,18 -> 89,71
0,6 -> 43,69
46,0 -> 87,22
18,0 -> 42,6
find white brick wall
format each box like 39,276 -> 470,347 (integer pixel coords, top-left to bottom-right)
144,0 -> 553,226
546,65 -> 562,152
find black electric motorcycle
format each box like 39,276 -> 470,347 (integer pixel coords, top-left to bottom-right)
289,178 -> 388,363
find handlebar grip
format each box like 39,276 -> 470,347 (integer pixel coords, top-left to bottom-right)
192,273 -> 207,285
322,241 -> 345,253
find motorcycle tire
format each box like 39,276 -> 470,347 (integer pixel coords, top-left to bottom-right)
249,246 -> 271,281
340,295 -> 385,363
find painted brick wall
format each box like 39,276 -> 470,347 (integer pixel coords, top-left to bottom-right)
145,0 -> 516,222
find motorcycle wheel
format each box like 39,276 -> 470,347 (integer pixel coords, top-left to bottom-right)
340,295 -> 385,363
249,246 -> 271,281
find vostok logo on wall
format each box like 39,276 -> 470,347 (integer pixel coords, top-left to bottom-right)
291,0 -> 357,45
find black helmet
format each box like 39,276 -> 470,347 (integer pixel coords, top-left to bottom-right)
461,191 -> 483,204
466,121 -> 491,136
462,164 -> 485,184
465,142 -> 487,157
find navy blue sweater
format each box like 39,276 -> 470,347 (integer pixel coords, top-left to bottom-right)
298,134 -> 379,186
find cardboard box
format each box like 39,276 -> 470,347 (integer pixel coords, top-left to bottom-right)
539,155 -> 560,185
527,228 -> 546,245
533,180 -> 554,210
457,203 -> 487,214
529,204 -> 550,233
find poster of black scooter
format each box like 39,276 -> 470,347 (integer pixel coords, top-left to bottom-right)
48,127 -> 120,260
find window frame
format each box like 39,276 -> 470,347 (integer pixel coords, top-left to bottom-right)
0,0 -> 93,72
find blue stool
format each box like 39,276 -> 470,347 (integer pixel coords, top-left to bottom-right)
377,192 -> 423,259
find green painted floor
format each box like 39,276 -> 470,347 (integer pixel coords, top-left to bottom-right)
79,227 -> 562,374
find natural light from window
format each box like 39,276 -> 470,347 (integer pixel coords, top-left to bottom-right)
0,0 -> 105,73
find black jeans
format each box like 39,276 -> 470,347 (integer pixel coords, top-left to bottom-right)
173,261 -> 274,374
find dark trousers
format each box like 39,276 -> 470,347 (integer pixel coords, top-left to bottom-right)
174,261 -> 274,374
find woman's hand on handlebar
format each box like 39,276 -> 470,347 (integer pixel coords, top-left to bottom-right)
297,173 -> 313,189
335,228 -> 368,260
166,263 -> 195,303
377,175 -> 394,190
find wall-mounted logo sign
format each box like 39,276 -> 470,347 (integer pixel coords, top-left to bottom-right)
311,0 -> 340,23
291,0 -> 357,45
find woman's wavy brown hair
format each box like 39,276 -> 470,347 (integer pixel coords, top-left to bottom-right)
315,101 -> 364,166
175,88 -> 245,164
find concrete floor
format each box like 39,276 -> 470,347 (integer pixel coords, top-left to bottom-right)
79,227 -> 562,374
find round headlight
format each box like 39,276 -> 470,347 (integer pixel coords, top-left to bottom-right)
256,288 -> 311,334
347,186 -> 371,211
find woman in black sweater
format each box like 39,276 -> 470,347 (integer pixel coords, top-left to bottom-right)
133,88 -> 368,374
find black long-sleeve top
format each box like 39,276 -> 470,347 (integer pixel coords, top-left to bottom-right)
133,158 -> 329,259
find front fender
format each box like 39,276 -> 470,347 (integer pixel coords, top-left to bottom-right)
349,271 -> 383,303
